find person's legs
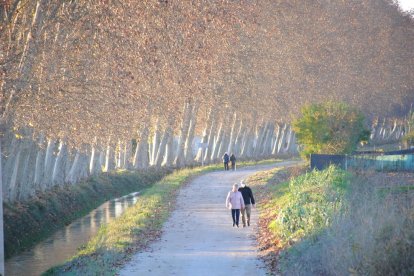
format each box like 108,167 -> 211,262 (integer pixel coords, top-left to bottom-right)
240,207 -> 247,227
245,204 -> 252,226
235,209 -> 240,227
225,162 -> 229,170
231,162 -> 235,170
231,209 -> 236,226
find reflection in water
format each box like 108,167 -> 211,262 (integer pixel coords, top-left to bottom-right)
5,192 -> 140,276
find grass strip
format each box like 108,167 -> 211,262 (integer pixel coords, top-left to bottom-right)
245,165 -> 348,272
44,159 -> 280,275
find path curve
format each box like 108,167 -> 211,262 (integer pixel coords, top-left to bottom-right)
119,161 -> 297,276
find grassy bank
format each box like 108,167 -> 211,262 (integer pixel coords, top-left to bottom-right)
44,159 -> 280,275
247,166 -> 414,275
4,168 -> 170,258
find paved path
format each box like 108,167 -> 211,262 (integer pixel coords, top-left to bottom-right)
119,161 -> 297,276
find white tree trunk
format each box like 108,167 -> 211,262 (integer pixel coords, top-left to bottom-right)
123,140 -> 133,169
277,123 -> 288,154
18,139 -> 37,201
272,123 -> 282,155
66,150 -> 80,184
52,139 -> 69,186
89,142 -> 100,175
34,134 -> 46,189
67,146 -> 89,184
43,138 -> 56,188
150,118 -> 161,166
253,123 -> 267,157
211,122 -> 224,162
155,117 -> 174,167
3,137 -> 19,200
104,143 -> 116,172
185,104 -> 199,163
245,130 -> 256,158
133,125 -> 150,169
239,127 -> 249,158
217,127 -> 231,160
233,121 -> 244,156
227,113 -> 239,155
261,123 -> 274,156
195,108 -> 214,163
154,126 -> 169,167
203,115 -> 217,164
162,134 -> 175,167
116,140 -> 124,169
175,101 -> 192,167
8,145 -> 22,202
282,125 -> 294,153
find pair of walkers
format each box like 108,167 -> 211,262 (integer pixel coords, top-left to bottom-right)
222,152 -> 236,171
225,182 -> 255,227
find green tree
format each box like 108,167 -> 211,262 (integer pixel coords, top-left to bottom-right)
293,102 -> 370,158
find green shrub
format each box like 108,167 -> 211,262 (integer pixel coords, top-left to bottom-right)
293,102 -> 370,159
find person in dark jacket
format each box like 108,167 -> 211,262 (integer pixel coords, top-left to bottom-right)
238,181 -> 255,227
222,152 -> 230,171
229,153 -> 236,170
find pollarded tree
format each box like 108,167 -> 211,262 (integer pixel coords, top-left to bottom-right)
293,102 -> 370,158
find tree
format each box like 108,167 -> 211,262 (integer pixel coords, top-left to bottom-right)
293,102 -> 370,158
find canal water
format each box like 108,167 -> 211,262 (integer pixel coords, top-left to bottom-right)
5,191 -> 141,276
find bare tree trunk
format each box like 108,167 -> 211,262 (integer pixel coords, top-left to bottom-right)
116,140 -> 124,169
233,121 -> 244,156
18,139 -> 37,201
123,140 -> 133,169
89,138 -> 100,175
277,123 -> 288,154
34,134 -> 45,189
195,108 -> 214,162
253,122 -> 267,157
162,134 -> 175,167
52,138 -> 68,186
2,136 -> 19,200
244,128 -> 255,158
8,144 -> 22,202
155,117 -> 174,167
175,101 -> 192,167
211,121 -> 224,162
150,118 -> 161,166
217,126 -> 231,160
272,123 -> 282,155
133,124 -> 150,169
282,125 -> 294,153
203,115 -> 217,164
43,138 -> 55,189
67,146 -> 89,184
104,142 -> 116,172
185,104 -> 199,163
227,113 -> 239,154
261,123 -> 274,156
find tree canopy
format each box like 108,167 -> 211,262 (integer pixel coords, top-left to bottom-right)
0,0 -> 413,147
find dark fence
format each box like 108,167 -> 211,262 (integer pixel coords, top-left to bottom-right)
310,148 -> 414,172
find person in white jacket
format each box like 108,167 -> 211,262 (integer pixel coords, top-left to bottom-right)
226,184 -> 245,227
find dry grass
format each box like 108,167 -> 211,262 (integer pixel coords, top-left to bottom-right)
280,171 -> 414,276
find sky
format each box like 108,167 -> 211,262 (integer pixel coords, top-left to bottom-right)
397,0 -> 414,12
